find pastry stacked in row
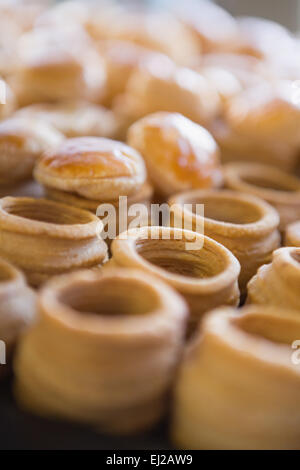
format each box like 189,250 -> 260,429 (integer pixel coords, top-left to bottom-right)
1,0 -> 300,451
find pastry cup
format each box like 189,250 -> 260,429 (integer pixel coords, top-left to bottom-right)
224,162 -> 300,230
14,268 -> 187,434
172,305 -> 300,450
0,257 -> 36,379
247,246 -> 300,311
169,189 -> 280,293
107,226 -> 240,329
285,221 -> 300,247
44,182 -> 153,242
0,197 -> 107,287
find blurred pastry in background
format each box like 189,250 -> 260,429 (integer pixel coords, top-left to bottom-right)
224,162 -> 300,231
213,82 -> 300,170
10,25 -> 106,106
99,41 -> 165,107
285,221 -> 300,247
127,112 -> 222,199
95,10 -> 200,67
15,101 -> 119,139
172,304 -> 300,449
114,56 -> 221,135
0,117 -> 63,198
171,0 -> 256,56
247,247 -> 300,311
199,53 -> 274,90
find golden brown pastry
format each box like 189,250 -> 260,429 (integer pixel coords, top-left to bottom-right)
34,137 -> 151,238
14,268 -> 187,433
35,137 -> 147,202
0,257 -> 36,379
93,10 -> 200,66
15,101 -> 119,139
169,189 -> 280,292
224,162 -> 300,231
0,197 -> 107,287
200,53 -> 273,89
113,56 -> 221,131
99,40 -> 164,107
237,16 -> 299,73
11,25 -> 106,106
106,226 -> 240,330
127,112 -> 223,198
172,304 -> 300,450
285,221 -> 300,247
215,82 -> 300,170
247,247 -> 300,311
0,117 -> 63,187
171,0 -> 256,56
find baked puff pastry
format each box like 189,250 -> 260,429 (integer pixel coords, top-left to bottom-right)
0,257 -> 36,379
106,226 -> 240,330
35,137 -> 147,203
216,82 -> 300,171
172,304 -> 300,450
0,117 -> 63,193
11,26 -> 106,106
97,10 -> 200,67
0,197 -> 107,287
15,101 -> 119,139
127,112 -> 223,199
14,268 -> 187,433
113,56 -> 221,131
247,247 -> 300,311
285,221 -> 300,247
224,162 -> 300,231
169,189 -> 280,293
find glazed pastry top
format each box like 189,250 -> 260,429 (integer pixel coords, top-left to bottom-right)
34,137 -> 147,201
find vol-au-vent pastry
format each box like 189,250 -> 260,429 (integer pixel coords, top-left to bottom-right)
34,137 -> 146,202
169,189 -> 280,293
0,117 -> 64,186
99,40 -> 164,107
247,247 -> 300,311
14,268 -> 187,433
216,82 -> 300,171
106,226 -> 240,330
200,53 -> 274,90
171,0 -> 256,56
237,16 -> 298,70
172,305 -> 300,450
224,162 -> 300,231
15,101 -> 119,139
127,112 -> 223,198
114,56 -> 221,130
96,10 -> 200,67
34,137 -> 151,236
11,25 -> 106,106
0,257 -> 36,379
0,197 -> 107,287
285,221 -> 300,247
